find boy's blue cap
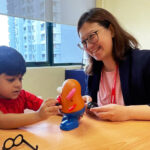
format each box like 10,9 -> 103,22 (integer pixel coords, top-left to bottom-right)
0,46 -> 26,75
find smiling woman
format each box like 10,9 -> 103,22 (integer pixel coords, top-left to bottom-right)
78,21 -> 115,68
77,7 -> 150,122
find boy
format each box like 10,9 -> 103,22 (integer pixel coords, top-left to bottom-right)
0,46 -> 61,129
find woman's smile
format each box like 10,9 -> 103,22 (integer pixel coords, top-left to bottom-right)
92,46 -> 101,54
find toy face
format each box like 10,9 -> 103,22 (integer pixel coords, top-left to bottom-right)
59,79 -> 85,113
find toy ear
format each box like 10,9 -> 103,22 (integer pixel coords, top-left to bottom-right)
66,88 -> 76,100
57,86 -> 62,94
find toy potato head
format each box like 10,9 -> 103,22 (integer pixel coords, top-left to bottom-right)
57,79 -> 85,131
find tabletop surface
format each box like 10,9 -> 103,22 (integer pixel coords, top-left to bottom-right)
0,114 -> 150,150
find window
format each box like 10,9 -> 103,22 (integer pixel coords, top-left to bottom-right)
41,34 -> 45,41
52,23 -> 83,64
41,23 -> 45,31
0,14 -> 83,66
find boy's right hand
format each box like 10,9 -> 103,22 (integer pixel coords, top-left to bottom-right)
38,99 -> 62,120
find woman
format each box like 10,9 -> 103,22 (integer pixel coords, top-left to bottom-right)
77,8 -> 150,121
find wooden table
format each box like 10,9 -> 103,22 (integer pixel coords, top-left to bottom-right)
0,115 -> 150,150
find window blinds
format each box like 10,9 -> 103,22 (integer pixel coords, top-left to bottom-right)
0,0 -> 96,25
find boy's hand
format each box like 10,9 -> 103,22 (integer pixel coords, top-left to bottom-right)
38,99 -> 62,120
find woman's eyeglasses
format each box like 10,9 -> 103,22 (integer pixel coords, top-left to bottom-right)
2,134 -> 38,150
78,30 -> 99,50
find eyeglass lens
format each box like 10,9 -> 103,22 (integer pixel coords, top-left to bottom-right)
78,31 -> 98,50
3,134 -> 38,150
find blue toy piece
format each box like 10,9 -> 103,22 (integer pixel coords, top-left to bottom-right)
60,107 -> 85,131
57,79 -> 85,131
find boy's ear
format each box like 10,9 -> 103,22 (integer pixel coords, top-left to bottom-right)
108,24 -> 115,38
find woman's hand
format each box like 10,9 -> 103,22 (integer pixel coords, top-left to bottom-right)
90,104 -> 129,121
38,99 -> 62,120
82,95 -> 92,104
82,95 -> 96,116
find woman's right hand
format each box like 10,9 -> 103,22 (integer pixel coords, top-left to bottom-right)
82,95 -> 93,115
82,95 -> 92,104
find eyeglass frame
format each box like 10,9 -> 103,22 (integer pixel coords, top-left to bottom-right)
2,134 -> 38,150
77,30 -> 99,50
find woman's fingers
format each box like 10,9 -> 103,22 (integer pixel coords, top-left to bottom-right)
90,104 -> 117,112
90,106 -> 109,113
90,104 -> 128,121
82,95 -> 92,103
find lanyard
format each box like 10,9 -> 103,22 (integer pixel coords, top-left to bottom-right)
110,65 -> 118,104
100,65 -> 118,104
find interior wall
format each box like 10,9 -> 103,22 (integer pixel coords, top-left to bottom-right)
96,0 -> 103,7
24,0 -> 150,101
23,66 -> 80,100
97,0 -> 150,49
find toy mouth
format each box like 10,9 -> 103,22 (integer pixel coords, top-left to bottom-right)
68,104 -> 77,111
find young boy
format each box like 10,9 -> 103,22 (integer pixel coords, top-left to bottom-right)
0,46 -> 61,129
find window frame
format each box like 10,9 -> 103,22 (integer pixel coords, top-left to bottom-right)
26,22 -> 83,67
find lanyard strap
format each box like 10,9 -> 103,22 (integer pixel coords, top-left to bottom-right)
110,65 -> 118,104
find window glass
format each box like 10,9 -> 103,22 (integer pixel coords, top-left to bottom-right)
0,14 -> 83,66
53,23 -> 83,64
0,15 -> 47,62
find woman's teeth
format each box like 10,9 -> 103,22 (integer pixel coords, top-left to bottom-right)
93,46 -> 101,53
92,48 -> 99,53
93,49 -> 98,53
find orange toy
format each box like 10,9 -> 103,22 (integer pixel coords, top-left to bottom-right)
60,79 -> 85,113
57,79 -> 85,131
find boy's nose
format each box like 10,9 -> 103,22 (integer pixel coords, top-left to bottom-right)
14,80 -> 22,88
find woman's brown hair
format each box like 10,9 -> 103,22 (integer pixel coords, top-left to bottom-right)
77,8 -> 139,75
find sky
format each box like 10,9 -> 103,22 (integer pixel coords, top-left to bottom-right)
0,15 -> 9,46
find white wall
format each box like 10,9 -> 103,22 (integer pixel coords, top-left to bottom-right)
24,0 -> 150,100
101,0 -> 150,49
23,66 -> 81,100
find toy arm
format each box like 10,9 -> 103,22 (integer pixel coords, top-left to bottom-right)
56,95 -> 61,104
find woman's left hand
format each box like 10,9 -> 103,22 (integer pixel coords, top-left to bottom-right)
90,104 -> 129,121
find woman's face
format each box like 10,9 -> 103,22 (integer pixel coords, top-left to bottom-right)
78,22 -> 114,62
